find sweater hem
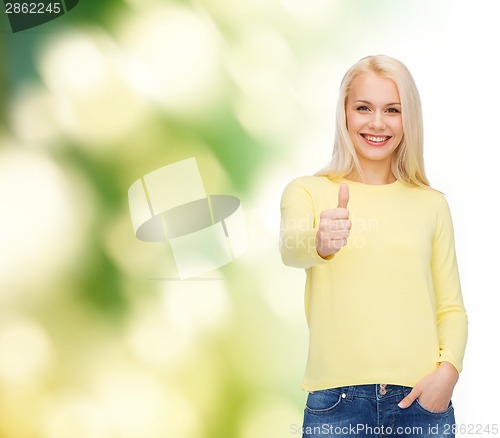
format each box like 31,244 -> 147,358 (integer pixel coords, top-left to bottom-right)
301,377 -> 419,392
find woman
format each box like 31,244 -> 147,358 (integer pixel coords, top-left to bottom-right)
279,55 -> 468,437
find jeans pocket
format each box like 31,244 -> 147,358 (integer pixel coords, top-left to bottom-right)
415,398 -> 454,415
305,389 -> 344,414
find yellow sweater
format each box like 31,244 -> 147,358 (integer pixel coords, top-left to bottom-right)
279,176 -> 468,391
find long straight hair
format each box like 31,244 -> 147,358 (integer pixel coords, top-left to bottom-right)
316,55 -> 430,187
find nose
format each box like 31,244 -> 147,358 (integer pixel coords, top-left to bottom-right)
368,111 -> 386,130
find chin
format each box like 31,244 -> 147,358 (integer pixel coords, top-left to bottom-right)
357,147 -> 394,161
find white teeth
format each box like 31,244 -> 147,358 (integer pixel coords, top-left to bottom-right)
364,135 -> 389,142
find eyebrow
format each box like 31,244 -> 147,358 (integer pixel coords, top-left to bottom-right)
353,99 -> 401,106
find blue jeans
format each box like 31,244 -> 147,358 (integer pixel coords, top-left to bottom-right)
302,384 -> 455,437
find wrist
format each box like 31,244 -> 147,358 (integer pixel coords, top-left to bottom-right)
438,361 -> 459,383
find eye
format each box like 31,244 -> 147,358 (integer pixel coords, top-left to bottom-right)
356,106 -> 370,111
386,107 -> 400,113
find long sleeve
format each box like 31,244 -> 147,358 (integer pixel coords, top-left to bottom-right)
431,195 -> 468,373
279,178 -> 334,269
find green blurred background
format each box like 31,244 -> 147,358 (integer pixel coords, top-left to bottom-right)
1,0 -> 497,436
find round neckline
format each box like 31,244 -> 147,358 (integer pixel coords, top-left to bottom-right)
339,177 -> 403,190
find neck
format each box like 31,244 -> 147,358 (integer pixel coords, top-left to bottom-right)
346,163 -> 396,185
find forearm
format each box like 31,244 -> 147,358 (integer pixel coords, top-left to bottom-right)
279,179 -> 332,269
436,304 -> 468,373
280,227 -> 330,268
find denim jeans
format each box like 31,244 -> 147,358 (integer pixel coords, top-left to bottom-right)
302,384 -> 455,437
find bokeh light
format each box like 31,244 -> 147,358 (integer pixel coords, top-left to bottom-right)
0,316 -> 54,388
0,146 -> 93,298
9,84 -> 61,147
117,5 -> 225,117
38,28 -> 150,146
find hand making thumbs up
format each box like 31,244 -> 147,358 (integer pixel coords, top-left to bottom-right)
316,183 -> 352,258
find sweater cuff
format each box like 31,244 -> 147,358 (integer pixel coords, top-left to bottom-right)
437,353 -> 462,374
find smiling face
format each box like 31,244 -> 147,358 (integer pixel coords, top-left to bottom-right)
346,71 -> 403,172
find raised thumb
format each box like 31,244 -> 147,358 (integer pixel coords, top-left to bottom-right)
337,182 -> 349,209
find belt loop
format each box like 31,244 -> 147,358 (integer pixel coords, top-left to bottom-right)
343,385 -> 355,401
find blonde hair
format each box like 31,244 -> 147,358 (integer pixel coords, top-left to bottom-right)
316,55 -> 429,187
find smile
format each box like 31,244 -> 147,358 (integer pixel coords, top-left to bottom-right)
360,134 -> 392,146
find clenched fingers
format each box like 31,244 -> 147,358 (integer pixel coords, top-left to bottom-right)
318,219 -> 352,232
320,208 -> 350,221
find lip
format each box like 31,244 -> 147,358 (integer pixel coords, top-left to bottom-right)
360,133 -> 392,147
